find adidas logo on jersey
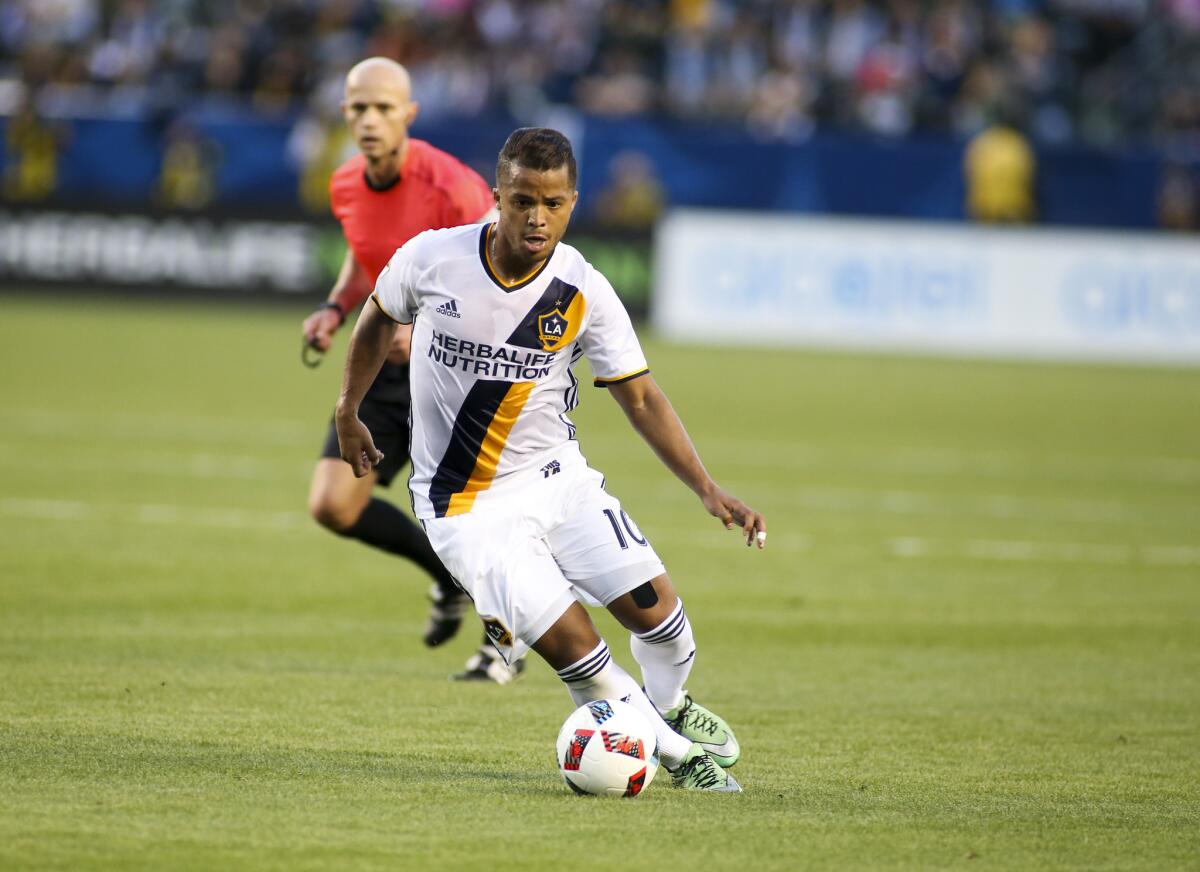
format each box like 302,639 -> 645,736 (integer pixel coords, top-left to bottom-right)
435,300 -> 462,318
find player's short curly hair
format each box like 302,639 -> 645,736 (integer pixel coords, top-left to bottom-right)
496,128 -> 577,188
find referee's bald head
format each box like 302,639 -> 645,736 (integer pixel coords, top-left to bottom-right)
345,57 -> 412,101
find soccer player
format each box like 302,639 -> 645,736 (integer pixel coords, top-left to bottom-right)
301,57 -> 521,684
336,128 -> 766,792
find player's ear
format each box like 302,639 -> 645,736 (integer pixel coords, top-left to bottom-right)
492,186 -> 501,208
405,100 -> 419,126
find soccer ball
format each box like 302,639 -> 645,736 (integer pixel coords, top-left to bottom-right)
555,699 -> 659,797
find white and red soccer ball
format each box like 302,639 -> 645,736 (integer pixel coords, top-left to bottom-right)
556,699 -> 659,797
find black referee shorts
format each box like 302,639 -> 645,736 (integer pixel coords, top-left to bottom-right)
320,398 -> 411,488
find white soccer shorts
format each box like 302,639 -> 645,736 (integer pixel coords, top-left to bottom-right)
422,455 -> 666,664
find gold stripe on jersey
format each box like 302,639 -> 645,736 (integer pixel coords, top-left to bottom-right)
446,380 -> 535,516
481,224 -> 553,291
593,367 -> 650,387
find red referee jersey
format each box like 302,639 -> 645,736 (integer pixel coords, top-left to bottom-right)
330,139 -> 493,284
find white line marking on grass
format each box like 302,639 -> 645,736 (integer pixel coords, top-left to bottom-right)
0,449 -> 302,482
0,409 -> 314,448
963,539 -> 1133,564
144,453 -> 298,481
2,497 -> 306,532
716,483 -> 1200,530
1142,545 -> 1200,566
3,498 -> 1194,567
887,537 -> 1200,567
0,498 -> 94,520
11,410 -> 1200,488
888,537 -> 930,557
1,495 -> 814,552
135,504 -> 182,524
673,434 -> 1200,488
132,504 -> 305,531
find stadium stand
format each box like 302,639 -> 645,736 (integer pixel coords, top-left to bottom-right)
1,0 -> 1197,150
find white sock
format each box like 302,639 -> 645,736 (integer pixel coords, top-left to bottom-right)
630,599 -> 695,714
556,640 -> 693,767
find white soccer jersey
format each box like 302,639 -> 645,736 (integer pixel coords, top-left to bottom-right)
372,222 -> 649,520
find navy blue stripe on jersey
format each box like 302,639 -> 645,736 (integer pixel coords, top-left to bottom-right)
428,379 -> 512,518
638,604 -> 687,644
556,644 -> 612,683
565,345 -> 583,411
558,343 -> 583,440
559,414 -> 576,441
505,278 -> 581,350
370,292 -> 410,324
478,224 -> 553,292
594,368 -> 650,388
405,314 -> 420,517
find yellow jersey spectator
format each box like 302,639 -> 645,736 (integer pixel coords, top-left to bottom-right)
964,123 -> 1037,223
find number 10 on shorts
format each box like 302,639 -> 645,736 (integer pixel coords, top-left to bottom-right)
603,508 -> 648,550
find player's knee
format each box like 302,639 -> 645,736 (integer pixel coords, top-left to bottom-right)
308,492 -> 362,533
611,575 -> 678,633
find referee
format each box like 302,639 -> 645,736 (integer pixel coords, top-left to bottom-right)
301,57 -> 521,684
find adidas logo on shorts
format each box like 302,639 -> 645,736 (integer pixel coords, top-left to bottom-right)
435,300 -> 462,318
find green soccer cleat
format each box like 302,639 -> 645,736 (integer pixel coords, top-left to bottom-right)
662,694 -> 740,768
668,744 -> 742,793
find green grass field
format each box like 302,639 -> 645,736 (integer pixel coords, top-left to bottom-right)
1,295 -> 1197,870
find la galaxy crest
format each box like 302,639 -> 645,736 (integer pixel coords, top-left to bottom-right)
481,616 -> 513,648
505,278 -> 582,353
537,309 -> 570,351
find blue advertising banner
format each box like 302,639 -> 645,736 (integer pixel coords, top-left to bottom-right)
0,109 -> 1167,229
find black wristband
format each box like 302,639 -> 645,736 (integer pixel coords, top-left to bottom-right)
317,301 -> 346,325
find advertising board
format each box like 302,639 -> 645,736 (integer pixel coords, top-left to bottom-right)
655,211 -> 1200,365
0,207 -> 652,316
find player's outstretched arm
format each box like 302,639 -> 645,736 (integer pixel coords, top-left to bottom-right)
607,375 -> 767,549
334,300 -> 398,477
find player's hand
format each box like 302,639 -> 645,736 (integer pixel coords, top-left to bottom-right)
335,413 -> 385,478
701,485 -> 767,549
302,307 -> 342,352
386,323 -> 413,364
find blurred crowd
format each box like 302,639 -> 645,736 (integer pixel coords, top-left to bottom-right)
2,0 -> 1200,155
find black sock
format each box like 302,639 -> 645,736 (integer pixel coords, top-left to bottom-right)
341,498 -> 458,595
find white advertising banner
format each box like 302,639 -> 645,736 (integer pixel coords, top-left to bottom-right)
653,210 -> 1200,365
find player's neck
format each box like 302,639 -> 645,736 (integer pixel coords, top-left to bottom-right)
490,228 -> 550,283
363,139 -> 408,190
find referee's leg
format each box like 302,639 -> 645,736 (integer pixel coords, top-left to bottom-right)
308,457 -> 376,533
308,450 -> 465,648
310,455 -> 450,575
